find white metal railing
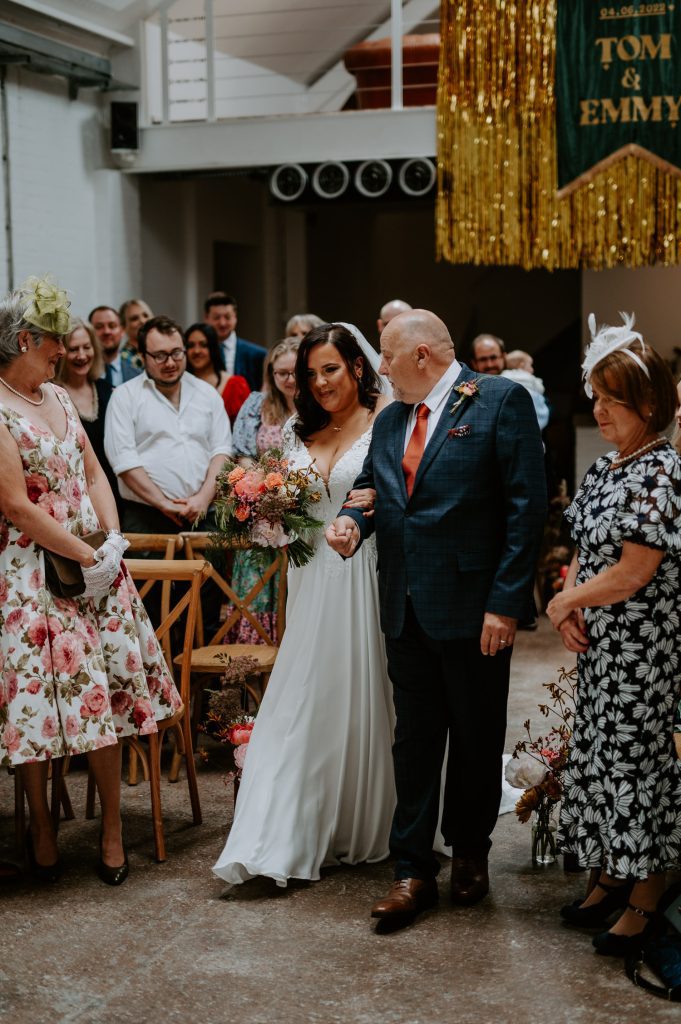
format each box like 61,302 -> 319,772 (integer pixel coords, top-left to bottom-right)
142,0 -> 439,126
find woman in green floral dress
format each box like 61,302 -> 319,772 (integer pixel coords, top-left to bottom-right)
228,337 -> 300,644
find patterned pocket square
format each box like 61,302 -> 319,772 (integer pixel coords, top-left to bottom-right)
448,425 -> 471,438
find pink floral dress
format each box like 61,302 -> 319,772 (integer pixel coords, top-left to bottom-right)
0,387 -> 181,767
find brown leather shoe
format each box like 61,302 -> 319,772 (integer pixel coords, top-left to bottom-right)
371,877 -> 438,919
450,856 -> 489,906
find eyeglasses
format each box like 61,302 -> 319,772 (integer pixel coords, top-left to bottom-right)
273,370 -> 296,381
146,349 -> 186,365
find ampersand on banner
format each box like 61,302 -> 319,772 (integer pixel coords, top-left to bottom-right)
621,67 -> 642,90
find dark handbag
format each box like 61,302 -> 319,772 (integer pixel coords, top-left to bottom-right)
626,884 -> 681,1000
42,530 -> 107,599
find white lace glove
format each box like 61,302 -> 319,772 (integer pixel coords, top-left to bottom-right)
81,532 -> 130,600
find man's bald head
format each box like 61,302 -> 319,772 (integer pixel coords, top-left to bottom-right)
386,309 -> 454,355
379,309 -> 456,403
377,299 -> 413,335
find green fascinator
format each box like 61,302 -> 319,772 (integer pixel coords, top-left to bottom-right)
19,275 -> 72,336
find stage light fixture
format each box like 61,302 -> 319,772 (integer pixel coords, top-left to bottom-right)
311,162 -> 350,199
354,159 -> 393,198
398,158 -> 436,196
270,164 -> 308,201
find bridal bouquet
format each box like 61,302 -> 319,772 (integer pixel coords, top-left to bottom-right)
211,448 -> 323,568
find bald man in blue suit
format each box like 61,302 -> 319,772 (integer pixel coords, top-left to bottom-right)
328,310 -> 547,928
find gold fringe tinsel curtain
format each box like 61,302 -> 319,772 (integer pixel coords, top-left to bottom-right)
436,0 -> 681,270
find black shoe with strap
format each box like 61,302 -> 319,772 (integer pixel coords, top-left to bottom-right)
560,880 -> 632,927
592,903 -> 661,957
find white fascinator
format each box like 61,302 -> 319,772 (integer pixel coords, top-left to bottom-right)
582,312 -> 649,398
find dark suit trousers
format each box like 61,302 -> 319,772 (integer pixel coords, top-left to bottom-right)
386,599 -> 511,881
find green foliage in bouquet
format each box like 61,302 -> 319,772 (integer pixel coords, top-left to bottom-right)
210,448 -> 324,569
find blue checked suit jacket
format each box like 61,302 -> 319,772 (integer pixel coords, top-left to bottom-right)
343,364 -> 548,640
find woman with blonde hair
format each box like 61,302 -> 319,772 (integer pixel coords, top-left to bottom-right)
228,337 -> 300,643
55,319 -> 119,506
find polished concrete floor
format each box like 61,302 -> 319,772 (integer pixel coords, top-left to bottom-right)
1,619 -> 677,1024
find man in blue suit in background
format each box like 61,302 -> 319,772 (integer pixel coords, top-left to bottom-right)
204,292 -> 266,392
90,305 -> 141,386
327,309 -> 547,928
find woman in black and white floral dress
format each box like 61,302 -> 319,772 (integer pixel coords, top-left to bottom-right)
547,314 -> 681,958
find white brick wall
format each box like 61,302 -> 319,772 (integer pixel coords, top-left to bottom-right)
0,66 -> 142,318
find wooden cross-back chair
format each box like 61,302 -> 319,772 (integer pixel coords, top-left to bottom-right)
179,532 -> 288,729
86,558 -> 210,862
122,533 -> 183,665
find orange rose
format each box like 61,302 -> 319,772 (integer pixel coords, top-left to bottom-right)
235,504 -> 250,522
227,466 -> 246,484
264,472 -> 284,490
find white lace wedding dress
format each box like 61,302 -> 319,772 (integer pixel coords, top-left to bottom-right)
213,420 -> 396,886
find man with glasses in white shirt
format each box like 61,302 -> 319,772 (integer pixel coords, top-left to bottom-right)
104,315 -> 232,534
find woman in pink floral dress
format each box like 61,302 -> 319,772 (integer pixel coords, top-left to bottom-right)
0,278 -> 181,884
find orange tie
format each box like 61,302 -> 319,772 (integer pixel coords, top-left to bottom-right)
402,403 -> 430,498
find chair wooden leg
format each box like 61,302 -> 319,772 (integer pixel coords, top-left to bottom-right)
60,755 -> 75,821
13,769 -> 26,856
181,712 -> 202,826
60,778 -> 75,821
127,738 -> 149,784
128,743 -> 139,786
189,676 -> 206,749
50,758 -> 63,833
148,731 -> 166,862
168,723 -> 185,784
85,763 -> 97,819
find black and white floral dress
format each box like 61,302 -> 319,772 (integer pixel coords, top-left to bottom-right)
558,442 -> 681,879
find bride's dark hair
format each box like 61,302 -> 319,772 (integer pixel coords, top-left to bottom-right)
293,323 -> 381,441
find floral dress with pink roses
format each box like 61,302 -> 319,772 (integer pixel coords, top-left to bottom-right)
0,387 -> 181,766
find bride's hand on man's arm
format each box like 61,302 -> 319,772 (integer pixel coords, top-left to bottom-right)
342,487 -> 376,517
325,516 -> 360,557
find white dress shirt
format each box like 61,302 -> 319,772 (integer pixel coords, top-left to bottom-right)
104,372 -> 233,503
221,330 -> 237,376
403,359 -> 462,452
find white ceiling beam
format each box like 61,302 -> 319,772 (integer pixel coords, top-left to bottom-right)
129,107 -> 436,173
3,0 -> 135,46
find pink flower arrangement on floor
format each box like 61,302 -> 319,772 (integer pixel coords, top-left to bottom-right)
200,656 -> 261,782
212,448 -> 323,567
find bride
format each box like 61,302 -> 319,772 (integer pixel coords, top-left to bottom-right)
213,322 -> 396,886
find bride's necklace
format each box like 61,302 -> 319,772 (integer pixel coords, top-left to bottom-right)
0,374 -> 45,406
329,407 -> 366,434
610,436 -> 665,470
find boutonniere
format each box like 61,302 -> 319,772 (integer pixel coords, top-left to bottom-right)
448,425 -> 471,438
450,378 -> 481,413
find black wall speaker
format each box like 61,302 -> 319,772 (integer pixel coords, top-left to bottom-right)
111,102 -> 138,150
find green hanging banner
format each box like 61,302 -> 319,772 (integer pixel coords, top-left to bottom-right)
556,1 -> 681,195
